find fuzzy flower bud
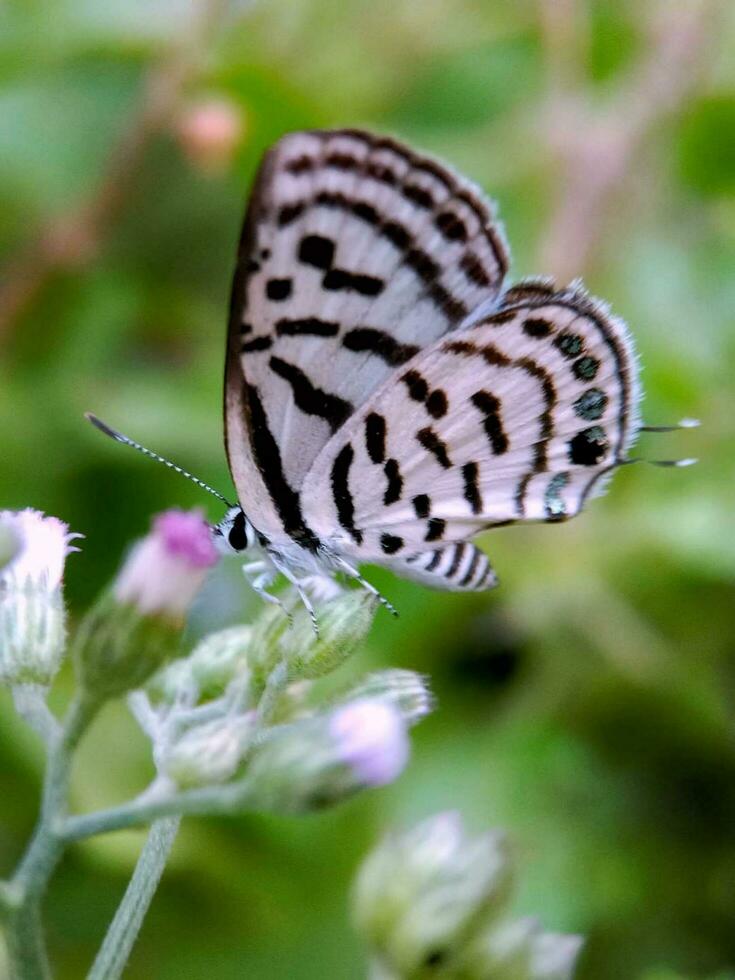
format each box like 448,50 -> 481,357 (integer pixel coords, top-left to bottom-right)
157,713 -> 255,789
0,509 -> 80,687
352,812 -> 513,978
249,589 -> 377,693
339,670 -> 433,726
147,624 -> 252,706
353,813 -> 583,980
245,698 -> 411,813
115,509 -> 218,622
75,509 -> 218,700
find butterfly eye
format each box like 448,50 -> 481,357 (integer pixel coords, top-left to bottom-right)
228,512 -> 249,552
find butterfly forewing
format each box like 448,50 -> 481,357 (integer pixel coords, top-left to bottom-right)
224,129 -> 509,545
299,283 -> 640,561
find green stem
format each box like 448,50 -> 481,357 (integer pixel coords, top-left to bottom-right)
4,692 -> 99,980
88,816 -> 181,980
62,777 -> 258,841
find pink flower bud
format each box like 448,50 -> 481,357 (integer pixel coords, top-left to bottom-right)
114,509 -> 218,622
176,99 -> 244,174
330,698 -> 409,788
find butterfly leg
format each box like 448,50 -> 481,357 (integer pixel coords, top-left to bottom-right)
331,556 -> 399,617
267,556 -> 320,636
241,560 -> 293,625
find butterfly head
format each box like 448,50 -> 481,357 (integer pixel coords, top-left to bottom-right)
213,507 -> 258,555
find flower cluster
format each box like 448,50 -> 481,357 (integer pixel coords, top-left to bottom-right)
353,812 -> 582,980
132,592 -> 432,810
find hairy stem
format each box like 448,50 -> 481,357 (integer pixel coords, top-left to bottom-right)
88,817 -> 181,980
4,692 -> 99,980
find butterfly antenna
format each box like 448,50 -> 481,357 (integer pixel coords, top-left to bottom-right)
85,413 -> 234,507
618,456 -> 698,468
640,418 -> 700,433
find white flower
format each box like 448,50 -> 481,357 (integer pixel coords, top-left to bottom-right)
0,509 -> 80,594
114,509 -> 219,622
157,713 -> 256,789
330,698 -> 409,788
0,509 -> 80,687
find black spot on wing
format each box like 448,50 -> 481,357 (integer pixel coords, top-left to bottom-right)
462,461 -> 482,514
426,389 -> 448,419
402,369 -> 428,402
322,268 -> 384,296
425,517 -> 445,542
331,444 -> 362,544
343,329 -> 420,366
278,202 -> 305,226
435,210 -> 467,242
298,234 -> 335,270
380,533 -> 404,554
471,390 -> 509,455
459,251 -> 491,287
383,458 -> 403,505
569,426 -> 607,466
241,336 -> 272,353
413,494 -> 431,518
365,413 -> 386,464
266,278 -> 292,301
276,317 -> 339,337
417,427 -> 452,469
523,317 -> 553,338
269,357 -> 352,432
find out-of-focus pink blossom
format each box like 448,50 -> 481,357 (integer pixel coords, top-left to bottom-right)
176,98 -> 244,174
0,509 -> 81,593
330,698 -> 409,788
114,509 -> 218,622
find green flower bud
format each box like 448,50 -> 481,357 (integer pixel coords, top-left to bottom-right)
159,713 -> 255,789
74,595 -> 183,700
147,625 -> 252,705
249,590 -> 377,692
352,813 -> 513,979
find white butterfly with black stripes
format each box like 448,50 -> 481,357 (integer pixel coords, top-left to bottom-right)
91,128 -> 691,627
211,127 -> 644,623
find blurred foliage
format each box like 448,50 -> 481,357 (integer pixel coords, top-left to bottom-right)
1,1 -> 734,978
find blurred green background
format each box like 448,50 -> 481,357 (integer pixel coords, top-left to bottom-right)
1,1 -> 734,977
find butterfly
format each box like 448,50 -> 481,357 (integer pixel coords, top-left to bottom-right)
90,128 -> 693,628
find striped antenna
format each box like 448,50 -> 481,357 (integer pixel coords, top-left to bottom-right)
640,418 -> 700,433
85,413 -> 233,507
619,456 -> 698,468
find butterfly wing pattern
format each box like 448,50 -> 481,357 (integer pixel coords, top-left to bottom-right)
225,128 -> 508,550
300,280 -> 639,590
225,128 -> 641,598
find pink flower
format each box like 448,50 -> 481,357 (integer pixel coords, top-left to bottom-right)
0,509 -> 81,593
330,699 -> 409,788
114,509 -> 219,621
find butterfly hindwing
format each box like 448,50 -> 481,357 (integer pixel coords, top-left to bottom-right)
224,129 -> 509,545
299,282 -> 640,563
